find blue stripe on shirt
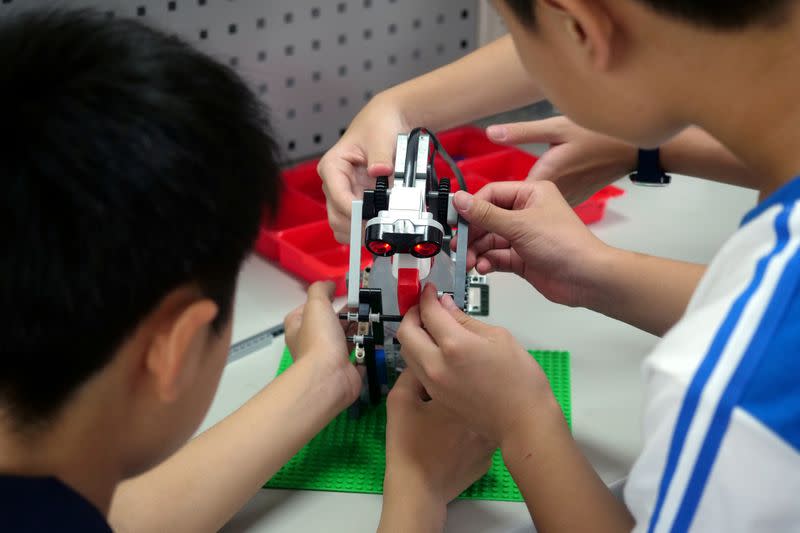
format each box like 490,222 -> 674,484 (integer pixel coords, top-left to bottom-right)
647,205 -> 794,533
671,205 -> 800,532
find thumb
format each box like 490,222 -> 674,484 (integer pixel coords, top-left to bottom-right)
366,143 -> 395,179
486,117 -> 566,146
452,191 -> 519,239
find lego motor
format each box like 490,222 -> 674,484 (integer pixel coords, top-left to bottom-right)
343,129 -> 490,411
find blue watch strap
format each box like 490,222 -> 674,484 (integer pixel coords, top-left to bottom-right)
630,148 -> 671,186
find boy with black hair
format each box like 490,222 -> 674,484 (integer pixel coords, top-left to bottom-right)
373,0 -> 800,531
0,9 -> 493,532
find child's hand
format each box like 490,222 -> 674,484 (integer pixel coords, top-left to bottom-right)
283,281 -> 361,405
318,95 -> 409,243
379,371 -> 494,532
397,285 -> 561,447
453,180 -> 609,308
486,116 -> 637,205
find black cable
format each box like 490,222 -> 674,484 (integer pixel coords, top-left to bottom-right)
407,127 -> 467,193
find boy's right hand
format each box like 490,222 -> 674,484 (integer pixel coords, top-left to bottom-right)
318,94 -> 410,243
283,281 -> 362,406
453,181 -> 610,309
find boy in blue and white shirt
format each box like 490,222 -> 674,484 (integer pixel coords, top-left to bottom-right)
374,0 -> 800,531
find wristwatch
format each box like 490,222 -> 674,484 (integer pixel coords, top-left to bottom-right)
630,148 -> 671,186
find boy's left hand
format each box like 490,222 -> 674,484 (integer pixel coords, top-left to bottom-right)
283,281 -> 362,406
380,371 -> 494,532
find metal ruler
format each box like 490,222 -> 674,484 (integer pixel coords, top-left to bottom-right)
227,323 -> 285,364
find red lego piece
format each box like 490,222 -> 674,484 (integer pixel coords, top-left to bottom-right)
397,268 -> 421,315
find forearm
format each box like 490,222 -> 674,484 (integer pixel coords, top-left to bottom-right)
502,398 -> 633,533
661,127 -> 755,188
384,35 -> 543,131
109,357 -> 348,533
582,246 -> 706,337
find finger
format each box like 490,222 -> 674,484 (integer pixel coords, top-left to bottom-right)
438,293 -> 496,337
417,284 -> 479,343
365,142 -> 395,179
318,158 -> 357,225
452,190 -> 523,242
470,231 -> 512,258
486,116 -> 567,146
283,304 -> 304,339
475,248 -> 524,276
396,305 -> 442,386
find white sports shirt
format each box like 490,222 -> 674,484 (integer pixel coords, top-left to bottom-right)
625,179 -> 800,532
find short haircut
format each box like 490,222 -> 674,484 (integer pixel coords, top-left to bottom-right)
504,0 -> 791,29
0,9 -> 281,428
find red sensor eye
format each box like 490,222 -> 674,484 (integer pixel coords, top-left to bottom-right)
368,240 -> 394,256
412,242 -> 440,258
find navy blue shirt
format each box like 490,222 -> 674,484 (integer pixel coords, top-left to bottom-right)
0,475 -> 112,532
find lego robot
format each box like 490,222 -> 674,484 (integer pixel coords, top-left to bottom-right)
343,128 -> 489,411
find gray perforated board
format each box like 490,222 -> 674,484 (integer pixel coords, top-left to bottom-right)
0,0 -> 478,161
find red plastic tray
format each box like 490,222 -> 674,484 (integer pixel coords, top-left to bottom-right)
279,220 -> 371,296
255,188 -> 327,260
254,127 -> 623,292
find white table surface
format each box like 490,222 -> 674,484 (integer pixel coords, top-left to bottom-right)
204,175 -> 758,532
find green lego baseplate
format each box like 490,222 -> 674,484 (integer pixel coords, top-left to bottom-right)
264,346 -> 571,502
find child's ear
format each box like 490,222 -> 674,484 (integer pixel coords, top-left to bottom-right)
146,295 -> 219,403
543,0 -> 615,71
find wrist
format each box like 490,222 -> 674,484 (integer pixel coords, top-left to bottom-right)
293,354 -> 357,414
500,393 -> 568,469
568,241 -> 620,310
380,470 -> 447,533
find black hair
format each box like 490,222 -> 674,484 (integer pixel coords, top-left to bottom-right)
504,0 -> 791,29
0,9 -> 281,427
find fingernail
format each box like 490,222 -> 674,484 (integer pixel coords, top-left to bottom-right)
487,125 -> 507,141
453,191 -> 473,212
441,294 -> 458,310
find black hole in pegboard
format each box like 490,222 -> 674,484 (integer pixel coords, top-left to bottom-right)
338,65 -> 348,76
288,140 -> 296,151
257,17 -> 266,29
363,0 -> 372,7
105,10 -> 115,19
388,54 -> 397,65
287,108 -> 296,119
312,71 -> 321,82
363,59 -> 372,71
412,18 -> 421,29
199,29 -> 208,40
388,23 -> 397,34
311,6 -> 321,18
337,2 -> 346,13
339,96 -> 349,107
364,90 -> 373,101
284,12 -> 293,23
229,57 -> 239,67
339,127 -> 347,137
168,1 -> 176,12
461,9 -> 469,19
460,39 -> 469,49
285,45 -> 294,56
198,0 -> 206,5
363,28 -> 372,40
338,34 -> 347,45
258,83 -> 268,95
311,39 -> 321,51
1,0 -> 12,4
286,77 -> 295,88
436,13 -> 445,24
436,43 -> 445,55
257,50 -> 267,62
228,24 -> 237,34
312,102 -> 322,113
313,134 -> 323,144
137,6 -> 146,16
412,49 -> 421,60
